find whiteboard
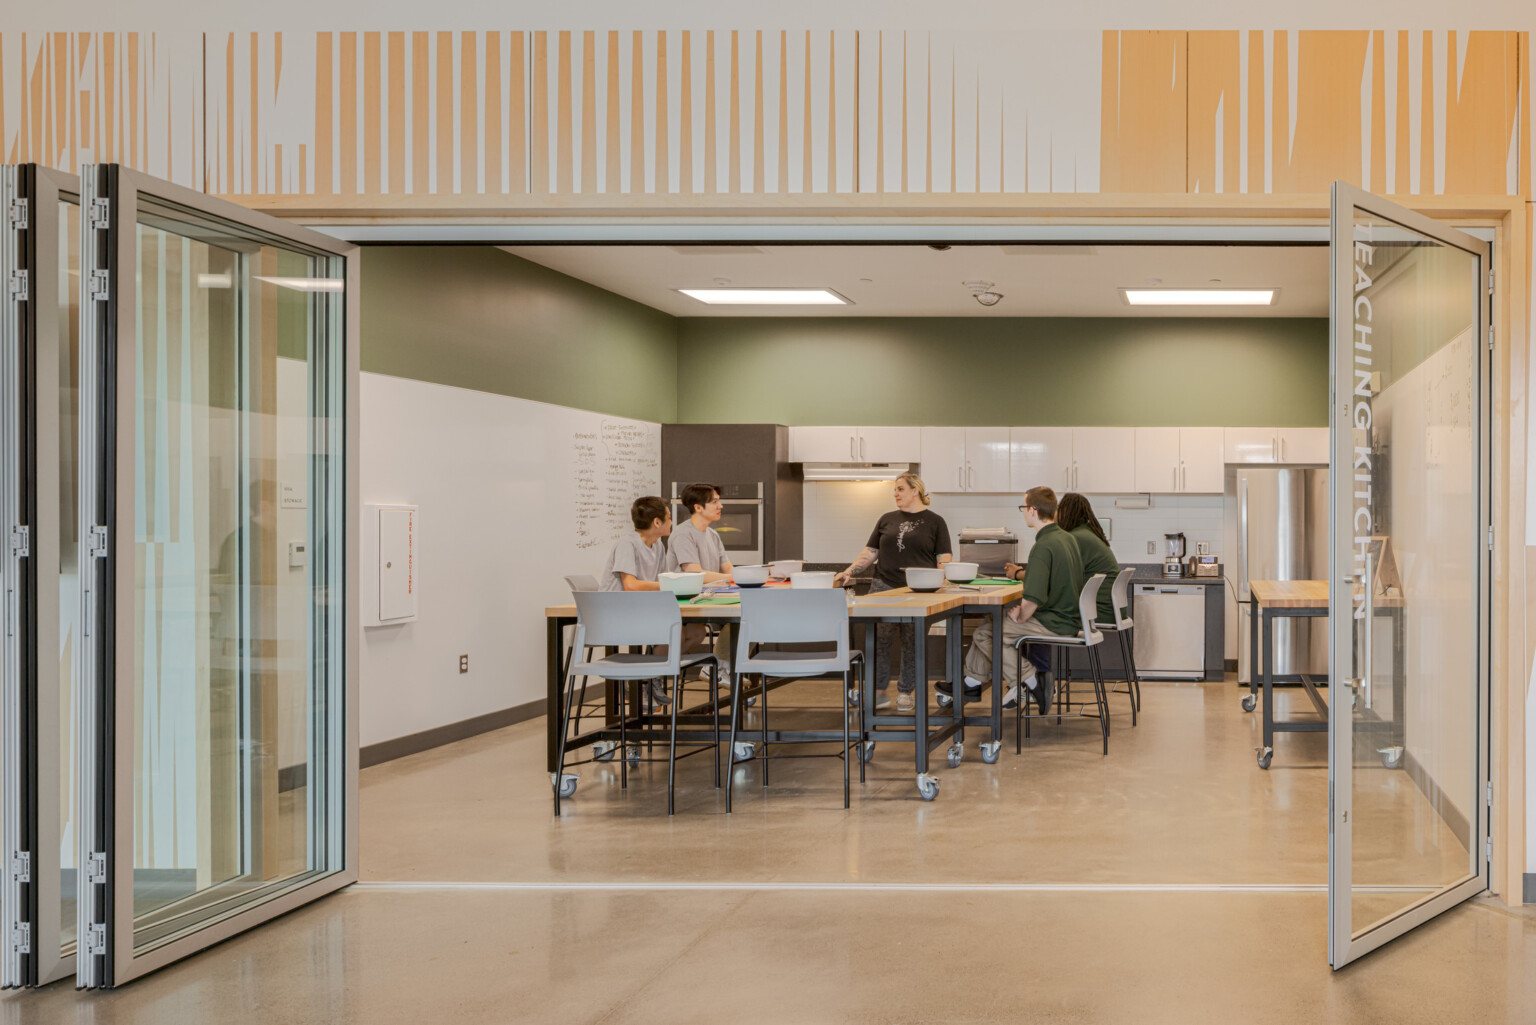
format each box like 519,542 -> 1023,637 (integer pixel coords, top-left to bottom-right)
359,372 -> 661,746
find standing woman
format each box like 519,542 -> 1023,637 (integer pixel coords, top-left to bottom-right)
833,473 -> 952,712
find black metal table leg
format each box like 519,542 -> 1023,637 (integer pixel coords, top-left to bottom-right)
913,615 -> 929,776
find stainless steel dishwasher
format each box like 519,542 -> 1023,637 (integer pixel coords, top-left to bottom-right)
1133,583 -> 1206,680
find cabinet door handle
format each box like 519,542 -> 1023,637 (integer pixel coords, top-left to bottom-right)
1173,465 -> 1178,490
861,435 -> 867,460
851,435 -> 857,460
967,463 -> 974,489
1182,461 -> 1187,490
958,466 -> 964,489
1271,436 -> 1277,461
1279,436 -> 1285,461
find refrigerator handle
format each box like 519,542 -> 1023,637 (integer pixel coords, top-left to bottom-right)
1238,477 -> 1249,600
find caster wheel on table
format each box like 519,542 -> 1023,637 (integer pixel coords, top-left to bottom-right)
626,747 -> 642,768
744,695 -> 758,708
946,744 -> 964,769
1241,694 -> 1256,713
859,741 -> 877,764
916,774 -> 941,801
847,688 -> 861,709
1257,747 -> 1274,770
732,741 -> 758,762
1379,746 -> 1404,770
592,741 -> 619,762
936,691 -> 953,709
979,740 -> 1001,764
550,773 -> 579,799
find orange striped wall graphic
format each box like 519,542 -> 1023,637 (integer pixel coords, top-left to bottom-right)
0,29 -> 1528,200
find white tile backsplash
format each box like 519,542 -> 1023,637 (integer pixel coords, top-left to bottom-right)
802,482 -> 1226,565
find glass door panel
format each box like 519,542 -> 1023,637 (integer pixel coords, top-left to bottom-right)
76,166 -> 356,987
1328,183 -> 1489,968
2,165 -> 79,988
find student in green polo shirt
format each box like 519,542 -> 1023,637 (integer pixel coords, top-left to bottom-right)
1055,493 -> 1121,627
960,485 -> 1084,715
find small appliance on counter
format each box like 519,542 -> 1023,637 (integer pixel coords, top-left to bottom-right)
1191,555 -> 1221,578
1163,532 -> 1187,578
958,528 -> 1018,578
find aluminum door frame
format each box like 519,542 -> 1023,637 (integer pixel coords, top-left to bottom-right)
1327,181 -> 1492,969
75,165 -> 360,988
2,164 -> 78,988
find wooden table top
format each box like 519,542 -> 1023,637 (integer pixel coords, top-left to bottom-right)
545,589 -> 974,619
874,582 -> 1023,606
1250,580 -> 1329,608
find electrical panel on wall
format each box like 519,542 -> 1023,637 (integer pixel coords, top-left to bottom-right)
364,504 -> 419,627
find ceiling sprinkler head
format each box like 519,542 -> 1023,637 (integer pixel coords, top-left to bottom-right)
964,280 -> 1003,308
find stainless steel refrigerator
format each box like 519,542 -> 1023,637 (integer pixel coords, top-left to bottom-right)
1233,467 -> 1330,682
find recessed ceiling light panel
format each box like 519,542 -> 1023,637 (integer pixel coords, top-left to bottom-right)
677,287 -> 851,306
1120,288 -> 1277,306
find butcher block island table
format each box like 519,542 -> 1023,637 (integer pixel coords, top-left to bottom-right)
1245,580 -> 1405,770
544,583 -> 1020,801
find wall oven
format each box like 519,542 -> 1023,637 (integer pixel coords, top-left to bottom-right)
671,482 -> 764,566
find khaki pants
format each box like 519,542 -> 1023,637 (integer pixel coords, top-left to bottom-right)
681,623 -> 732,676
963,613 -> 1069,689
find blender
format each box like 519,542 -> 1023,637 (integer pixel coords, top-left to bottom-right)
1163,532 -> 1187,577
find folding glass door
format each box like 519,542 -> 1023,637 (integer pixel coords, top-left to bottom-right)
2,165 -> 79,988
74,165 -> 357,987
1328,183 -> 1491,968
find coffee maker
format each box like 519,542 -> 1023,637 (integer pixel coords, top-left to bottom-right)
1163,532 -> 1187,577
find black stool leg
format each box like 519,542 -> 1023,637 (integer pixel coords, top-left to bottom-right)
842,669 -> 852,809
553,663 -> 581,816
668,672 -> 681,815
760,674 -> 770,789
618,678 -> 629,789
1117,630 -> 1138,727
726,672 -> 741,813
1090,647 -> 1109,756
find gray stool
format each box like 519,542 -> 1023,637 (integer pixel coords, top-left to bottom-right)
554,591 -> 720,815
1094,567 -> 1141,726
728,588 -> 863,811
1014,573 -> 1109,756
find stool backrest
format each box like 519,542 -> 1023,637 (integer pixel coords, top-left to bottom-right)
572,591 -> 683,664
1078,574 -> 1106,646
1105,566 -> 1134,629
736,588 -> 850,663
564,573 -> 601,594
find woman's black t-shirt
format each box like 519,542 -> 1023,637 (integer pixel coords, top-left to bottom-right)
866,509 -> 953,588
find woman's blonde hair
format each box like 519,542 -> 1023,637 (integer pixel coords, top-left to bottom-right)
895,472 -> 931,507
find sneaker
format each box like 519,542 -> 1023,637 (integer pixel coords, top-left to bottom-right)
648,680 -> 673,707
874,691 -> 893,711
1002,685 -> 1021,710
896,692 -> 915,713
936,677 -> 984,702
1033,672 -> 1054,716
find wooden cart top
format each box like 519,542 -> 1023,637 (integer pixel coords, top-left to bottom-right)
1250,580 -> 1329,608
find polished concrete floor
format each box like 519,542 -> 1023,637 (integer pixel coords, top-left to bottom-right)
4,679 -> 1532,1023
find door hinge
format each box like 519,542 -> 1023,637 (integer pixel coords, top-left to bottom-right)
1484,837 -> 1494,862
8,525 -> 27,558
1488,325 -> 1494,351
8,851 -> 30,883
7,269 -> 26,301
84,923 -> 106,956
1488,269 -> 1495,293
9,923 -> 30,956
88,526 -> 109,559
7,198 -> 27,230
88,197 -> 110,229
85,851 -> 107,885
89,269 -> 110,302
1487,525 -> 1495,552
1486,781 -> 1494,807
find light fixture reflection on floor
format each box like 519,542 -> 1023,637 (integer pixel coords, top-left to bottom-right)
677,287 -> 851,305
1121,288 -> 1277,306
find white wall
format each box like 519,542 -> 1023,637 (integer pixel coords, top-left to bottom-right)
358,372 -> 659,748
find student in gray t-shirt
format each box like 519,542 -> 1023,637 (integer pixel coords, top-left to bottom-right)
666,482 -> 734,581
600,496 -> 672,591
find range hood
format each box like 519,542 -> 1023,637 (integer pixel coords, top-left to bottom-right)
800,462 -> 914,482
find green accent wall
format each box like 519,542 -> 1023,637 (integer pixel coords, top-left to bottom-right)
674,317 -> 1328,426
360,246 -> 679,423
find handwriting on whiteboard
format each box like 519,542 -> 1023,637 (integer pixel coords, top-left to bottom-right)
571,420 -> 660,550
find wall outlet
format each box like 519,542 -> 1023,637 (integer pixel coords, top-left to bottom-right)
1197,541 -> 1210,556
459,654 -> 469,674
1146,541 -> 1155,554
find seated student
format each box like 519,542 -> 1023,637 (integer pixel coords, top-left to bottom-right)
667,483 -> 734,673
960,485 -> 1084,713
1055,492 -> 1120,628
600,496 -> 671,591
667,482 -> 734,582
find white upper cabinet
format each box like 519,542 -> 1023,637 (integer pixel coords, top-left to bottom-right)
1277,427 -> 1329,464
789,426 -> 921,463
921,427 -> 968,492
1010,427 -> 1074,494
966,428 -> 1012,492
1222,427 -> 1329,465
858,426 -> 923,463
1071,428 -> 1137,493
922,427 -> 1010,492
789,426 -> 861,463
1133,427 -> 1182,493
1224,427 -> 1279,464
1179,428 -> 1226,492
